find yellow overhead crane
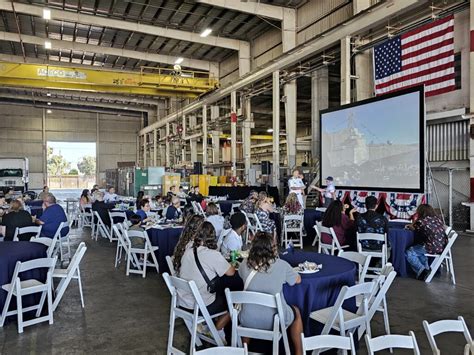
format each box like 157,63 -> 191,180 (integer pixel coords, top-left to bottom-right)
0,62 -> 219,98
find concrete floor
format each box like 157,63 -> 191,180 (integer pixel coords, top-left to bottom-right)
0,228 -> 473,354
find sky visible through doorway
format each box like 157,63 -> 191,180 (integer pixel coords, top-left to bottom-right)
48,141 -> 96,171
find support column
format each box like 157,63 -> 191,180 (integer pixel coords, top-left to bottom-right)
239,44 -> 251,77
243,97 -> 252,182
272,71 -> 280,187
469,2 -> 474,228
284,81 -> 297,169
143,133 -> 147,168
341,36 -> 351,105
165,123 -> 170,167
211,131 -> 221,164
311,67 -> 329,160
182,115 -> 186,163
202,105 -> 208,165
42,108 -> 47,185
230,91 -> 237,177
190,115 -> 198,163
355,48 -> 373,101
282,8 -> 296,52
153,129 -> 157,166
96,113 -> 100,184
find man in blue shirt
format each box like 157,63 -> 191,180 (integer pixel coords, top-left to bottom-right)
37,193 -> 68,238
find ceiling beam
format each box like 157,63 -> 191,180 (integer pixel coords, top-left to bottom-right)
0,31 -> 218,74
196,0 -> 284,20
0,2 -> 247,51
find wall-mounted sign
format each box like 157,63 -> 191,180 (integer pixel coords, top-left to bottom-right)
37,68 -> 87,80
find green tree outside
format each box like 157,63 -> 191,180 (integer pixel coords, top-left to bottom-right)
77,156 -> 96,176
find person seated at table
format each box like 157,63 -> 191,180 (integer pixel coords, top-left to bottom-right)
127,213 -> 145,248
167,186 -> 177,199
38,185 -> 50,201
405,204 -> 447,281
179,221 -> 235,342
321,200 -> 356,249
173,214 -> 205,273
136,191 -> 145,209
282,192 -> 304,229
356,195 -> 389,250
5,187 -> 16,201
165,196 -> 182,221
80,189 -> 92,208
36,193 -> 68,238
104,187 -> 118,203
0,195 -> 7,217
92,191 -> 113,227
189,186 -> 204,203
1,200 -> 34,241
239,190 -> 258,214
219,212 -> 247,257
177,186 -> 187,198
136,198 -> 153,223
206,202 -> 224,238
255,195 -> 276,237
238,232 -> 303,355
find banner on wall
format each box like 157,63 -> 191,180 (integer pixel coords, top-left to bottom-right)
333,190 -> 425,220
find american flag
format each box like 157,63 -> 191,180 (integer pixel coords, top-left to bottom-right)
374,15 -> 455,97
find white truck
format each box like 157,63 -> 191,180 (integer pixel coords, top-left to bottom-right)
0,157 -> 29,193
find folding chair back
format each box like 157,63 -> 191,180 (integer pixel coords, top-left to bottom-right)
79,205 -> 93,229
423,316 -> 473,354
162,273 -> 225,354
124,229 -> 159,277
52,242 -> 87,311
13,226 -> 42,242
230,203 -> 241,215
109,211 -> 127,240
192,201 -> 206,217
301,333 -> 356,354
425,230 -> 458,284
365,331 -> 420,354
113,224 -> 128,268
282,214 -> 304,249
339,251 -> 371,283
93,211 -> 112,241
225,289 -> 290,355
316,222 -> 347,255
30,228 -> 61,259
357,232 -> 388,278
193,345 -> 248,354
166,255 -> 176,276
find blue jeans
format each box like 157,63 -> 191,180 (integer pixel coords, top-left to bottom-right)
405,244 -> 429,277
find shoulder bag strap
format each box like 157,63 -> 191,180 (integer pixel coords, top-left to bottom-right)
193,247 -> 213,286
244,269 -> 257,290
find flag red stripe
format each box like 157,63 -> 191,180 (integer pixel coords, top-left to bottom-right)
425,85 -> 456,97
402,50 -> 453,70
375,63 -> 454,89
401,15 -> 453,39
401,26 -> 453,49
376,73 -> 454,93
401,38 -> 454,60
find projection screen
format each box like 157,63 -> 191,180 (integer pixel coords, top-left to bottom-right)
320,86 -> 425,193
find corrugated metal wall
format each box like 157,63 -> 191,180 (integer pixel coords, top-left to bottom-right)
427,119 -> 469,162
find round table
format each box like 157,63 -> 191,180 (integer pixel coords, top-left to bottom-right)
0,241 -> 47,316
280,250 -> 357,336
147,226 -> 183,273
303,209 -> 324,244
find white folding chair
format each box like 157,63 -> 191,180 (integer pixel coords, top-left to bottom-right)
230,203 -> 241,216
52,242 -> 87,311
365,331 -> 421,355
55,221 -> 72,262
0,256 -> 57,333
193,344 -> 248,355
93,211 -> 112,242
109,211 -> 127,241
163,273 -> 226,354
192,201 -> 206,217
356,232 -> 388,278
124,229 -> 159,278
113,223 -> 130,268
166,255 -> 176,276
79,205 -> 93,229
301,333 -> 356,354
225,289 -> 290,355
13,225 -> 42,242
339,251 -> 372,283
425,230 -> 458,284
315,221 -> 349,255
30,230 -> 61,259
282,214 -> 304,249
423,316 -> 473,355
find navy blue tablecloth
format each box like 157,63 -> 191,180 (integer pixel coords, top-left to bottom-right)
388,228 -> 415,277
147,227 -> 183,273
0,241 -> 47,317
216,200 -> 241,216
280,251 -> 357,336
303,209 -> 324,244
26,200 -> 44,217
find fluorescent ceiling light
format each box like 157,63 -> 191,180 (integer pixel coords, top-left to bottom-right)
46,109 -> 52,114
47,102 -> 51,106
200,28 -> 212,37
46,93 -> 51,97
124,107 -> 128,110
174,57 -> 184,64
267,128 -> 273,133
43,8 -> 51,20
44,41 -> 52,49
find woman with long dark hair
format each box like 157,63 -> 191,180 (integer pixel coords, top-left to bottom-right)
79,189 -> 91,206
238,232 -> 303,355
136,191 -> 145,209
321,199 -> 356,247
172,214 -> 205,273
405,204 -> 447,280
179,221 -> 235,341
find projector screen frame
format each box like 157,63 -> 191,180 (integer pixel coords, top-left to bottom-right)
319,86 -> 425,193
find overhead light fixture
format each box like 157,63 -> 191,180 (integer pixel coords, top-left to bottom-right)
43,8 -> 51,20
46,109 -> 52,114
267,128 -> 274,133
124,107 -> 128,110
46,92 -> 51,97
200,28 -> 212,37
47,102 -> 51,106
44,40 -> 52,49
174,57 -> 184,64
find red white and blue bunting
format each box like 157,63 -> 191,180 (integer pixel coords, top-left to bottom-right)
333,190 -> 425,220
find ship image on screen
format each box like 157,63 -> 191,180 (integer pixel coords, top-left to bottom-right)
321,90 -> 423,191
